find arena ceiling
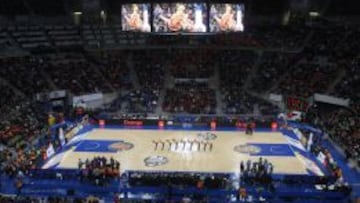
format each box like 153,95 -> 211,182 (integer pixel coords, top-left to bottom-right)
0,0 -> 359,17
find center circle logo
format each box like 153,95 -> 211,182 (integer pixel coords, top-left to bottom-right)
144,155 -> 169,167
197,132 -> 217,141
108,141 -> 134,152
234,144 -> 261,154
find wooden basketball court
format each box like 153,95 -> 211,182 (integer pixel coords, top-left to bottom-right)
57,128 -> 308,175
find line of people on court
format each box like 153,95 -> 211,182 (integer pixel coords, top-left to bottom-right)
240,157 -> 273,186
152,139 -> 213,152
78,156 -> 120,186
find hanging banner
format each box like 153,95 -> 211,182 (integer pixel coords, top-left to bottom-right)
59,128 -> 66,146
46,143 -> 55,159
314,93 -> 350,107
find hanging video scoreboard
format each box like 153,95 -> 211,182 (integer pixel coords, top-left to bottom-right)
153,3 -> 208,32
286,96 -> 310,112
122,4 -> 151,32
121,2 -> 245,33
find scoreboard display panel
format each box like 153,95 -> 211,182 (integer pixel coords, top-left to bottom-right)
153,3 -> 208,32
209,3 -> 245,32
121,4 -> 151,32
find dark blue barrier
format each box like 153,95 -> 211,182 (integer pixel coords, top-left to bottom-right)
30,169 -> 80,179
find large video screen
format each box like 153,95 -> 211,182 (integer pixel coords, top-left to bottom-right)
121,4 -> 151,32
209,4 -> 245,32
153,3 -> 207,32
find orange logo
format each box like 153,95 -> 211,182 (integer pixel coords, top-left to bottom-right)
108,141 -> 134,152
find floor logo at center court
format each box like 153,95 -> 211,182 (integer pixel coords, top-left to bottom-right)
234,144 -> 261,154
197,132 -> 217,141
144,155 -> 169,167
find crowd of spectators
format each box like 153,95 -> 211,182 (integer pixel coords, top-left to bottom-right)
0,99 -> 50,179
0,51 -> 136,99
0,85 -> 18,111
1,146 -> 41,178
0,100 -> 45,145
277,62 -> 339,97
219,50 -> 255,88
305,99 -> 359,170
222,89 -> 279,115
0,24 -> 356,119
334,56 -> 360,100
222,89 -> 255,114
133,50 -> 165,89
0,195 -> 104,203
217,50 -> 278,115
0,97 -> 73,200
111,88 -> 159,113
0,57 -> 50,95
0,53 -> 127,96
272,26 -> 359,98
0,19 -> 359,201
299,127 -> 343,176
128,171 -> 230,190
169,50 -> 215,78
298,127 -> 353,197
207,33 -> 261,47
42,53 -> 113,94
323,108 -> 359,167
245,25 -> 360,101
95,52 -> 132,90
148,25 -> 308,50
250,53 -> 297,93
78,156 -> 120,186
240,157 -> 273,187
312,26 -> 360,99
306,26 -> 348,57
106,50 -> 165,114
251,25 -> 309,49
163,82 -> 216,114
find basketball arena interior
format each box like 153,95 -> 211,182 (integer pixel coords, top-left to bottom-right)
0,0 -> 359,202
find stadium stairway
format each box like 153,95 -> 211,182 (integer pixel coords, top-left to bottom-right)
245,90 -> 283,112
266,57 -> 301,94
6,30 -> 21,49
211,63 -> 223,114
243,50 -> 263,90
155,88 -> 166,116
83,52 -> 115,92
155,63 -> 175,115
325,68 -> 347,94
0,77 -> 26,98
265,29 -> 315,94
3,30 -> 20,48
39,68 -> 58,91
127,53 -> 140,89
301,30 -> 315,51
